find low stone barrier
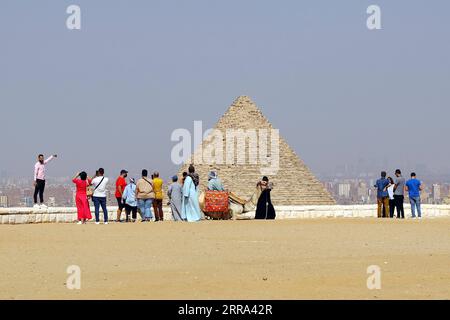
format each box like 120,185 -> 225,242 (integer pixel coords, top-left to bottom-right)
1,204 -> 449,224
274,204 -> 450,219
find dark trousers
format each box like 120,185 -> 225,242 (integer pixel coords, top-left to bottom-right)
34,179 -> 46,204
153,199 -> 164,221
394,195 -> 405,219
92,196 -> 108,222
125,204 -> 137,221
389,199 -> 396,218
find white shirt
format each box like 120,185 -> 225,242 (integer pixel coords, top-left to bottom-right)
91,176 -> 109,198
34,156 -> 55,181
387,185 -> 395,200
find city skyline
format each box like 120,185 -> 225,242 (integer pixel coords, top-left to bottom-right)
2,174 -> 450,208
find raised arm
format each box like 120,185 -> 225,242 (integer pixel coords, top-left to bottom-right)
72,172 -> 80,182
44,155 -> 57,164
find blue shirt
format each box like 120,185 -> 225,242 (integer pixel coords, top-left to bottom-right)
406,179 -> 422,198
208,178 -> 225,191
375,178 -> 389,198
122,183 -> 137,207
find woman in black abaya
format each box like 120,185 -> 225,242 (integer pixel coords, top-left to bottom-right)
255,176 -> 276,220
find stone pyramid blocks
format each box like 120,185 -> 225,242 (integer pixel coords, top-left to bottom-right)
179,96 -> 335,205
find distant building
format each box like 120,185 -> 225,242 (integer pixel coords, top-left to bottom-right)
357,182 -> 369,203
324,182 -> 334,195
0,195 -> 8,208
421,189 -> 430,204
23,197 -> 33,208
432,184 -> 441,203
444,194 -> 450,205
338,183 -> 351,199
48,197 -> 56,207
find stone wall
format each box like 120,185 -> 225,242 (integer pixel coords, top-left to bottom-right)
274,204 -> 450,219
1,205 -> 449,224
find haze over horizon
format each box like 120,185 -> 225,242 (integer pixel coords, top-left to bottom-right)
1,1 -> 449,182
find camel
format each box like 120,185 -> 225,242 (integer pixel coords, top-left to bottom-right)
198,188 -> 260,220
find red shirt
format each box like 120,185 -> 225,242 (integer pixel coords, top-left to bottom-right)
115,176 -> 127,198
73,178 -> 92,195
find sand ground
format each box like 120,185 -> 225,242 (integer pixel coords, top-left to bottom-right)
0,218 -> 449,300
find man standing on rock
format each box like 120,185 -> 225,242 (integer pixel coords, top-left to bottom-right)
33,154 -> 57,209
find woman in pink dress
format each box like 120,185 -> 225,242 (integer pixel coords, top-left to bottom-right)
72,172 -> 92,224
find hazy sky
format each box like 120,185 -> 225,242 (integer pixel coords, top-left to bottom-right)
1,0 -> 449,181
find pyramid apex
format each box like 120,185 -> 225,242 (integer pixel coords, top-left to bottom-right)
232,95 -> 256,107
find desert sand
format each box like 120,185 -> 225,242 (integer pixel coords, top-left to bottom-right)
0,218 -> 449,300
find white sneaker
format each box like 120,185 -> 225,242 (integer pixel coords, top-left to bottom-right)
77,221 -> 83,225
95,222 -> 100,225
104,222 -> 109,225
33,204 -> 40,209
40,204 -> 48,209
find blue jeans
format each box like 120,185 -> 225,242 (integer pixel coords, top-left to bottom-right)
410,196 -> 422,218
92,196 -> 108,222
138,199 -> 153,220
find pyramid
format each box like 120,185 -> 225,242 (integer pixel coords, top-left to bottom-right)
178,96 -> 335,205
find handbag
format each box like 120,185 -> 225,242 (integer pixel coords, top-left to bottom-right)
86,180 -> 94,198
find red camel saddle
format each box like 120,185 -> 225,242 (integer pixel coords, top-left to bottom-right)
204,190 -> 229,213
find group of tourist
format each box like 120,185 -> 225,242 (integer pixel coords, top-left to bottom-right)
34,154 -> 424,222
374,169 -> 423,219
34,153 -> 277,223
71,165 -> 206,224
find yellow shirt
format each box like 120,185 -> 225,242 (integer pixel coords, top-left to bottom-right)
153,178 -> 164,200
